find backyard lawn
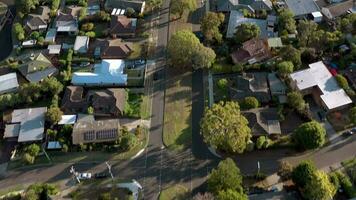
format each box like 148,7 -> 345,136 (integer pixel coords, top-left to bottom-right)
159,185 -> 189,200
163,70 -> 192,151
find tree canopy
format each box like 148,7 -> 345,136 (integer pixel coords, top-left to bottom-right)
304,171 -> 337,200
277,61 -> 294,76
217,189 -> 248,200
170,0 -> 196,17
46,106 -> 63,124
201,101 -> 251,153
292,160 -> 317,187
235,23 -> 261,43
207,158 -> 245,196
279,45 -> 302,69
293,121 -> 326,150
240,96 -> 259,110
168,30 -> 216,69
201,12 -> 225,43
349,106 -> 356,125
278,9 -> 296,34
287,91 -> 306,113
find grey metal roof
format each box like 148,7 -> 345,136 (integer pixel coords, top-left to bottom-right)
11,107 -> 47,142
284,0 -> 320,16
0,73 -> 19,94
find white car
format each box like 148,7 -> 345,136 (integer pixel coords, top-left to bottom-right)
77,172 -> 92,180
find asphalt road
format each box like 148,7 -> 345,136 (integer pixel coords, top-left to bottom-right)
0,2 -> 15,61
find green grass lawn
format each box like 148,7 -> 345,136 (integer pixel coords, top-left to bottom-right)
159,185 -> 189,200
163,70 -> 192,151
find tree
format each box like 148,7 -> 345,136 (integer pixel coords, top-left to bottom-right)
51,0 -> 60,11
278,161 -> 293,180
81,23 -> 94,31
193,192 -> 215,200
17,0 -> 39,14
46,129 -> 57,139
287,91 -> 306,113
201,12 -> 225,43
217,189 -> 248,200
126,7 -> 135,17
170,0 -> 197,18
42,77 -> 64,96
79,7 -> 87,21
207,158 -> 244,194
293,121 -> 326,150
146,0 -> 163,11
349,106 -> 356,125
292,160 -> 317,188
217,78 -> 228,91
297,20 -> 319,47
277,61 -> 294,76
234,23 -> 261,43
279,45 -> 302,69
168,30 -> 215,69
256,136 -> 270,149
25,143 -> 40,157
278,9 -> 296,34
14,23 -> 25,41
201,101 -> 251,153
23,153 -> 35,164
304,171 -> 337,200
120,133 -> 138,151
46,106 -> 63,124
240,96 -> 259,110
30,31 -> 40,39
335,74 -> 349,89
96,11 -> 111,21
87,106 -> 94,114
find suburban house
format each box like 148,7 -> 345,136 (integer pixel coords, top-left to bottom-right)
94,38 -> 133,59
0,73 -> 19,95
66,5 -> 83,17
242,107 -> 282,136
87,0 -> 101,15
290,61 -> 353,111
18,53 -> 58,83
231,72 -> 271,103
25,6 -> 50,32
267,37 -> 283,49
45,28 -> 57,43
72,119 -> 121,144
231,38 -> 272,64
110,15 -> 137,38
105,0 -> 146,14
55,13 -> 79,35
74,36 -> 90,54
267,15 -> 278,37
268,73 -> 287,103
3,107 -> 47,143
58,115 -> 77,125
47,44 -> 62,55
216,0 -> 273,12
283,0 -> 321,19
61,86 -> 126,117
321,0 -> 355,20
227,10 -> 268,38
72,59 -> 128,86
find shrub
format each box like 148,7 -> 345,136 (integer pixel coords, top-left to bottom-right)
23,153 -> 35,164
217,78 -> 228,91
240,96 -> 259,110
278,161 -> 293,180
335,74 -> 349,89
336,171 -> 356,198
293,121 -> 326,150
256,136 -> 270,149
292,160 -> 317,187
120,134 -> 138,151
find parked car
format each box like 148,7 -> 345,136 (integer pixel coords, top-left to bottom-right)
342,130 -> 354,137
317,111 -> 326,122
78,172 -> 92,180
80,62 -> 91,67
94,172 -> 109,179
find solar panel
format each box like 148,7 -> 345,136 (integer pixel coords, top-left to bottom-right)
84,130 -> 95,141
96,129 -> 118,140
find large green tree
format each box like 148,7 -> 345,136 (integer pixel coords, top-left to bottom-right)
277,61 -> 294,76
292,160 -> 317,187
170,0 -> 197,18
349,106 -> 356,125
279,45 -> 302,69
17,0 -> 39,14
146,0 -> 163,10
287,91 -> 306,113
234,23 -> 261,43
278,9 -> 296,34
201,101 -> 251,153
42,77 -> 64,96
207,158 -> 245,195
201,12 -> 225,43
304,171 -> 337,200
168,30 -> 216,69
293,121 -> 326,150
46,106 -> 63,124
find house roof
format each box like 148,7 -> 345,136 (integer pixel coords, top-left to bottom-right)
268,73 -> 286,95
0,2 -> 8,17
227,10 -> 268,38
242,107 -> 281,135
72,59 -> 128,86
217,0 -> 272,12
110,15 -> 137,35
284,0 -> 320,17
66,5 -> 83,17
231,72 -> 271,103
47,45 -> 62,54
290,61 -> 353,110
45,28 -> 57,42
321,0 -> 353,19
96,39 -> 133,59
58,115 -> 77,125
55,13 -> 78,32
231,38 -> 272,64
267,37 -> 283,48
4,124 -> 20,138
74,36 -> 89,52
72,119 -> 121,144
11,107 -> 47,142
18,53 -> 57,82
0,73 -> 19,94
105,0 -> 146,13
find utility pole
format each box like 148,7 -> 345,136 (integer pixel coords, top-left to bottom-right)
106,162 -> 114,180
70,166 -> 80,183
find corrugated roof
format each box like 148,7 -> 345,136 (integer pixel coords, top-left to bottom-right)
284,0 -> 320,16
0,73 -> 19,94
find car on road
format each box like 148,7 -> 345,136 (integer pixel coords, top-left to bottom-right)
79,62 -> 91,67
94,172 -> 109,179
342,130 -> 354,137
77,172 -> 92,180
153,69 -> 164,81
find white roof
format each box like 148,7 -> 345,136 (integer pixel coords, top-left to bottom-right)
0,73 -> 19,94
312,11 -> 322,18
74,36 -> 89,52
58,115 -> 77,125
22,40 -> 36,46
47,141 -> 62,149
11,107 -> 47,142
4,124 -> 20,138
47,45 -> 62,54
72,59 -> 128,86
227,10 -> 268,38
290,61 -> 352,110
57,25 -> 78,32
